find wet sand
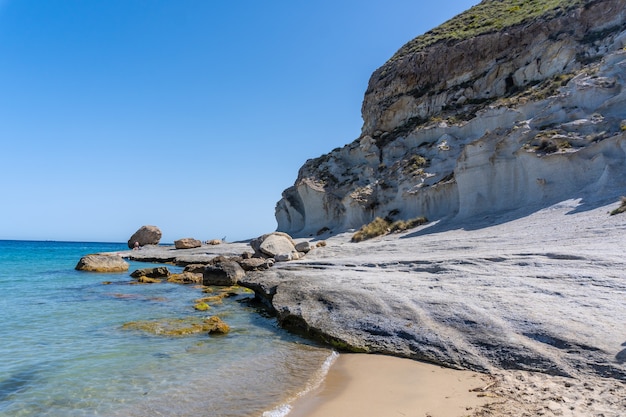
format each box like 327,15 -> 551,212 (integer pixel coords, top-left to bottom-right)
289,354 -> 494,417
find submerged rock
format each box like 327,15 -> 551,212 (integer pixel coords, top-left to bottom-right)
121,316 -> 230,336
167,271 -> 203,284
75,254 -> 129,273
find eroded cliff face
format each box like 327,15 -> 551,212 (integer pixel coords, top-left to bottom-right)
276,0 -> 626,236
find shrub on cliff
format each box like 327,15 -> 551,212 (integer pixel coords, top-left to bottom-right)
610,196 -> 626,216
352,217 -> 390,242
352,216 -> 428,242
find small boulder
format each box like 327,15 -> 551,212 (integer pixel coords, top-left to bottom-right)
295,241 -> 313,253
167,272 -> 203,284
75,254 -> 129,273
203,261 -> 245,286
206,239 -> 222,245
205,316 -> 230,335
135,276 -> 162,284
174,238 -> 202,249
130,267 -> 171,279
183,264 -> 207,274
128,225 -> 162,249
239,258 -> 274,271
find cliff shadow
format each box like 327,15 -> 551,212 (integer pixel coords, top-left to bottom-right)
400,194 -> 621,240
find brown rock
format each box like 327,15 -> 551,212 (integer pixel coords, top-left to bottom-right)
75,254 -> 129,273
128,225 -> 162,249
167,272 -> 203,284
130,267 -> 171,278
183,264 -> 207,274
174,238 -> 202,249
135,276 -> 162,284
203,261 -> 245,286
239,258 -> 274,271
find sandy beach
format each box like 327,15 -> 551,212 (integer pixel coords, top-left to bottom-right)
244,197 -> 626,417
289,353 -> 494,417
286,353 -> 626,417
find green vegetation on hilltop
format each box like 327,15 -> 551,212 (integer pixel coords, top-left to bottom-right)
389,0 -> 587,63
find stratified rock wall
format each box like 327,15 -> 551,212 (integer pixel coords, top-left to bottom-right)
276,0 -> 626,236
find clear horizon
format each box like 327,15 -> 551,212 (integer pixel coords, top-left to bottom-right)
0,0 -> 479,243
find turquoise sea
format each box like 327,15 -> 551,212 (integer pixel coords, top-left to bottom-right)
0,240 -> 335,417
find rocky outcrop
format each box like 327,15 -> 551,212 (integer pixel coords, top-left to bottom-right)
251,232 -> 300,261
174,238 -> 202,249
128,225 -> 162,248
244,200 -> 626,380
239,258 -> 275,271
203,261 -> 245,286
276,0 -> 626,236
130,267 -> 171,279
167,271 -> 203,284
75,254 -> 129,272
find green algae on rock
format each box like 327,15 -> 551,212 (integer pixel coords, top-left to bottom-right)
121,316 -> 230,336
193,302 -> 210,311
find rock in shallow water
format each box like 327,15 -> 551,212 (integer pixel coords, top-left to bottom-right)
75,254 -> 129,273
203,261 -> 245,286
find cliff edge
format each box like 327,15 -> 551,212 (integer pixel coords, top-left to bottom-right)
276,0 -> 626,236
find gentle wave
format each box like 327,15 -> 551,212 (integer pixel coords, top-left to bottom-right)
262,350 -> 339,417
0,240 -> 336,417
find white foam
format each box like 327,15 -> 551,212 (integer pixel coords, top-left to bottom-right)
262,350 -> 339,417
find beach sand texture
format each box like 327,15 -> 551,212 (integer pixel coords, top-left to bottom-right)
289,353 -> 626,417
289,353 -> 494,417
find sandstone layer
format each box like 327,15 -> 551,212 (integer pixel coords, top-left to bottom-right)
276,0 -> 626,237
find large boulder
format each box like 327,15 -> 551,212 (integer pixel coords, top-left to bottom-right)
128,225 -> 162,249
75,254 -> 129,272
251,232 -> 298,259
174,238 -> 202,249
203,261 -> 245,286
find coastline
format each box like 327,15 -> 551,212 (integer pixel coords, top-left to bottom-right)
287,353 -> 494,417
110,198 -> 626,416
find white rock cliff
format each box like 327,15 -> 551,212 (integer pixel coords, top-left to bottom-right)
276,0 -> 626,236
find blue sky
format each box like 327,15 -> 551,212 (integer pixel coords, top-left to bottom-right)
0,0 -> 479,243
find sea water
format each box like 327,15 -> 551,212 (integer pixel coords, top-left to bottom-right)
0,240 -> 335,417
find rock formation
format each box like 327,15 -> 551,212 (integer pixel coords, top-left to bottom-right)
251,232 -> 300,261
127,225 -> 162,248
75,254 -> 129,272
203,261 -> 246,286
276,0 -> 626,236
174,238 -> 202,249
130,267 -> 171,279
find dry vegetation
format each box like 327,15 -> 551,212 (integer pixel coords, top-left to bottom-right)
389,0 -> 586,63
352,216 -> 428,242
610,196 -> 626,215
